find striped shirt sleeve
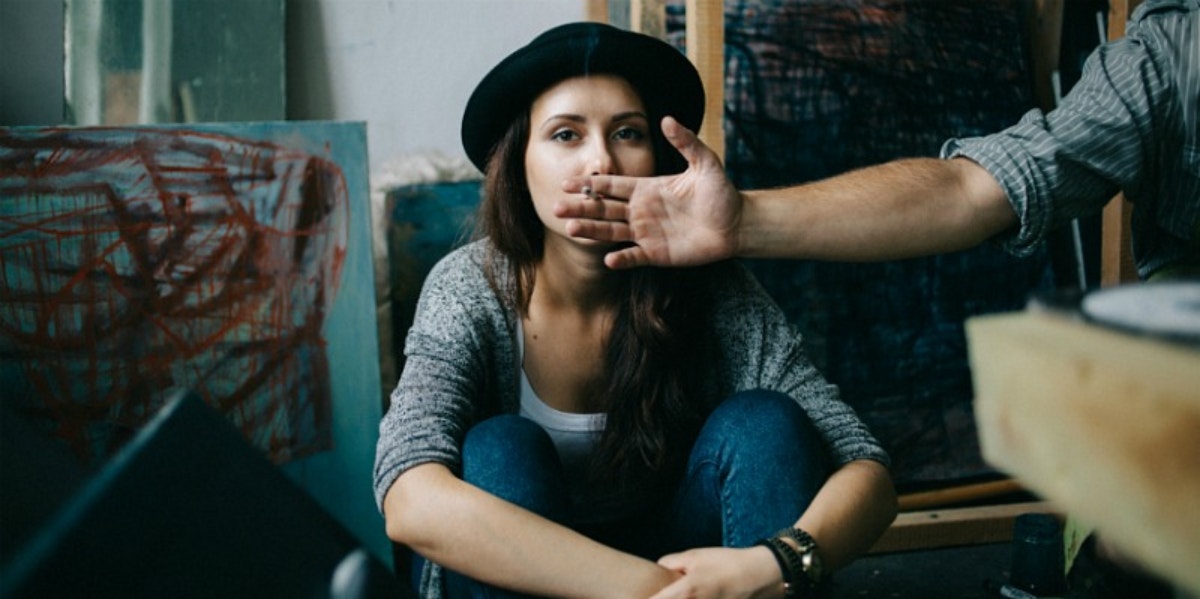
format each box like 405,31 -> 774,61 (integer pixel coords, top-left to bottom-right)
942,0 -> 1200,278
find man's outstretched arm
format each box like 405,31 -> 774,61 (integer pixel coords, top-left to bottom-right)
558,116 -> 743,269
557,117 -> 1018,268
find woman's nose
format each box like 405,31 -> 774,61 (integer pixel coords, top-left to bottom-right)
588,140 -> 614,175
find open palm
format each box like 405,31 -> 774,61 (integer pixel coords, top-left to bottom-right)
559,117 -> 743,269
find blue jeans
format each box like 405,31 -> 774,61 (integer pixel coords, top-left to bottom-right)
421,390 -> 830,599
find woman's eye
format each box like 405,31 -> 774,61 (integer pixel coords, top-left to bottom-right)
551,129 -> 580,142
613,127 -> 647,141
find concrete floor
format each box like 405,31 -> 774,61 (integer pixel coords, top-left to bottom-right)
829,543 -> 1012,599
828,539 -> 1192,599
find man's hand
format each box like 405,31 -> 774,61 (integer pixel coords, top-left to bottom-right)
647,546 -> 785,599
555,116 -> 743,269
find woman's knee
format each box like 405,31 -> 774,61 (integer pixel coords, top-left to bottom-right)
699,390 -> 828,469
706,390 -> 816,437
674,391 -> 830,546
461,415 -> 568,518
463,415 -> 553,463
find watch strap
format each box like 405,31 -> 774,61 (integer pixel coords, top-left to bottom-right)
776,527 -> 818,554
755,536 -> 807,597
775,527 -> 823,592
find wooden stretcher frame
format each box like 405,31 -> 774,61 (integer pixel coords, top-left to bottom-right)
1100,0 -> 1142,285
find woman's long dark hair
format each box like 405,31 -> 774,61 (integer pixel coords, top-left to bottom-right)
474,101 -> 709,491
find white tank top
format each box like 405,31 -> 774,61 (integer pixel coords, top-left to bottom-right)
516,320 -> 624,522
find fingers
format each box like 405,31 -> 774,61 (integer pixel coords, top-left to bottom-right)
563,173 -> 640,201
657,551 -> 687,571
647,554 -> 691,599
553,195 -> 629,221
565,220 -> 655,269
647,577 -> 691,599
563,217 -> 631,243
648,552 -> 703,599
604,246 -> 651,270
661,115 -> 717,169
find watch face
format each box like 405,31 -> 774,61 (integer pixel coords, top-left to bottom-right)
782,527 -> 823,584
776,526 -> 824,588
804,549 -> 823,583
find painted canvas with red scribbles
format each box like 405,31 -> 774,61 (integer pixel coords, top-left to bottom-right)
0,122 -> 381,474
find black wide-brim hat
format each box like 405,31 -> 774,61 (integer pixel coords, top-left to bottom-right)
461,21 -> 705,172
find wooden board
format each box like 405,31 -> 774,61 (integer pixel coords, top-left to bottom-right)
630,0 -> 665,37
1100,0 -> 1143,285
967,311 -> 1200,593
685,0 -> 725,163
585,0 -> 609,23
896,478 -> 1025,512
870,501 -> 1055,554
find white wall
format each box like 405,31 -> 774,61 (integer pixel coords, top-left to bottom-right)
288,0 -> 587,179
0,0 -> 588,177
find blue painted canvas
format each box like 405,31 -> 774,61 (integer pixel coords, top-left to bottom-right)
0,120 -> 387,562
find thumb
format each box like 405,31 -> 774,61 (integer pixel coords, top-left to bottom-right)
648,575 -> 695,599
657,551 -> 689,571
660,116 -> 714,169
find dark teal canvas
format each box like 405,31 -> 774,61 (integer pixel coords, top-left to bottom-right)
0,120 -> 387,562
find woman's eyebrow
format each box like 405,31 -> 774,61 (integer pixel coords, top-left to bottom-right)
610,111 -> 649,123
536,113 -> 585,129
537,111 -> 649,129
